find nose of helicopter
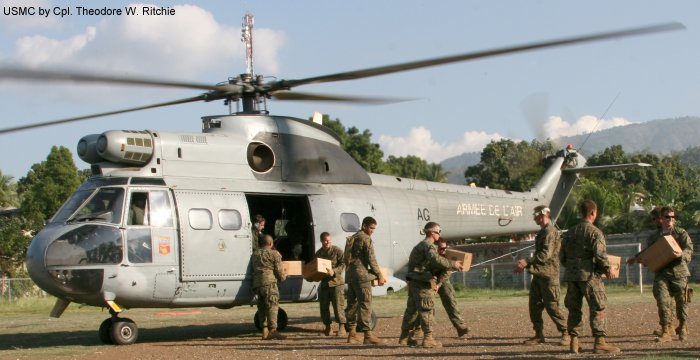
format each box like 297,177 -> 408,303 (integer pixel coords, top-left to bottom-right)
26,224 -> 106,304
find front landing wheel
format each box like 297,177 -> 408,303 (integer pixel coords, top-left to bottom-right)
109,317 -> 138,345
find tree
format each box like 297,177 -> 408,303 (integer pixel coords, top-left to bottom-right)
0,217 -> 31,275
0,170 -> 19,208
17,146 -> 83,227
464,139 -> 555,191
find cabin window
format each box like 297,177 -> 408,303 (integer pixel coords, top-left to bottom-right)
127,228 -> 153,263
218,209 -> 242,230
150,191 -> 173,227
340,213 -> 360,232
189,208 -> 212,230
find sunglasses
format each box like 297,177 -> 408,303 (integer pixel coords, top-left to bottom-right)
663,215 -> 675,220
438,247 -> 447,251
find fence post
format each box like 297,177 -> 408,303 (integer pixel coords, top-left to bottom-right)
8,278 -> 12,303
490,263 -> 495,290
523,269 -> 528,291
638,243 -> 643,295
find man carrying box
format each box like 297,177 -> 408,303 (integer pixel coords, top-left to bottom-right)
345,216 -> 385,345
629,206 -> 693,342
515,205 -> 568,346
315,232 -> 347,337
399,222 -> 463,348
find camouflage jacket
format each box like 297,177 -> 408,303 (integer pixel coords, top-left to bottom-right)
527,223 -> 561,278
646,226 -> 694,278
344,230 -> 383,284
251,247 -> 286,288
407,238 -> 455,283
315,245 -> 345,287
560,220 -> 610,281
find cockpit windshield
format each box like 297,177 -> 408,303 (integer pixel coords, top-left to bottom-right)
68,188 -> 125,225
46,224 -> 123,266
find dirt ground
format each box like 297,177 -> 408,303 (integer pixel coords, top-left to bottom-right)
2,291 -> 699,360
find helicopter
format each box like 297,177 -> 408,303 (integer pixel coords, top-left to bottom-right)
0,14 -> 681,345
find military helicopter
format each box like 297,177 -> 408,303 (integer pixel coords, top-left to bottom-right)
0,14 -> 680,345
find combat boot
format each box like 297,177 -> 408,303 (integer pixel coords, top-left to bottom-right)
559,331 -> 570,346
408,328 -> 422,346
569,336 -> 581,354
363,331 -> 383,345
347,329 -> 362,344
422,332 -> 442,348
678,321 -> 688,341
523,330 -> 545,345
337,323 -> 347,337
261,327 -> 269,340
594,336 -> 620,354
456,324 -> 470,338
266,329 -> 287,340
656,324 -> 673,343
398,329 -> 410,345
321,323 -> 332,336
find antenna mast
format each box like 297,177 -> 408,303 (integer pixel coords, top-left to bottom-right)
242,12 -> 254,77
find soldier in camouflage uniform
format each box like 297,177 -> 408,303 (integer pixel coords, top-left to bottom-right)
406,239 -> 470,343
251,234 -> 287,340
560,200 -> 620,354
514,205 -> 568,346
632,206 -> 693,342
251,214 -> 266,252
344,216 -> 386,345
399,222 -> 463,348
315,232 -> 347,337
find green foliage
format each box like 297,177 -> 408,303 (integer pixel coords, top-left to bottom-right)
0,170 -> 19,208
17,146 -> 83,228
0,217 -> 32,275
321,114 -> 448,181
464,139 -> 556,191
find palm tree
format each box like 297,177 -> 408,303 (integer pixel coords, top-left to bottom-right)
0,170 -> 19,208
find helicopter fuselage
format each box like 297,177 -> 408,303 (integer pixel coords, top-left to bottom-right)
26,114 -> 583,313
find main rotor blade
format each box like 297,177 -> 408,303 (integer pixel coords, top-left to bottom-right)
0,95 -> 207,134
271,90 -> 411,104
275,22 -> 684,89
0,67 -> 227,91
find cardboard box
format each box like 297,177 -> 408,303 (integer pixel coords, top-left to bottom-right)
302,258 -> 332,282
605,255 -> 621,278
282,261 -> 303,276
444,248 -> 473,272
371,267 -> 389,286
638,235 -> 682,272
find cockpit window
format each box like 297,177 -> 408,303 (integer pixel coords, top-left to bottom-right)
46,225 -> 123,266
70,188 -> 125,225
51,190 -> 94,224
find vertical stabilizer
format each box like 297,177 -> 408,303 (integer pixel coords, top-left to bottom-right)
531,148 -> 586,222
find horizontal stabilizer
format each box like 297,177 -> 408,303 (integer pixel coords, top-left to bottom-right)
562,163 -> 651,174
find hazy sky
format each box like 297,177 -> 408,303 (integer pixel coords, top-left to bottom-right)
1,0 -> 698,179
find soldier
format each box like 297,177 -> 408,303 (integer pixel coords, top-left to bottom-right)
251,214 -> 266,252
560,200 -> 620,354
315,232 -> 347,337
251,234 -> 287,340
407,238 -> 470,344
344,216 -> 386,345
514,205 -> 568,346
631,206 -> 693,342
399,222 -> 463,348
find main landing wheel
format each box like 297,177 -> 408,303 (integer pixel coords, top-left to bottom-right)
254,308 -> 288,330
98,317 -> 139,345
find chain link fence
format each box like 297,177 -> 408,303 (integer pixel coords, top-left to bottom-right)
0,277 -> 48,302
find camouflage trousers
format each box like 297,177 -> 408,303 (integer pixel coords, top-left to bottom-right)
255,284 -> 280,330
319,282 -> 346,326
400,281 -> 435,334
407,279 -> 466,330
529,275 -> 567,332
346,281 -> 373,332
564,277 -> 607,337
653,274 -> 689,326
